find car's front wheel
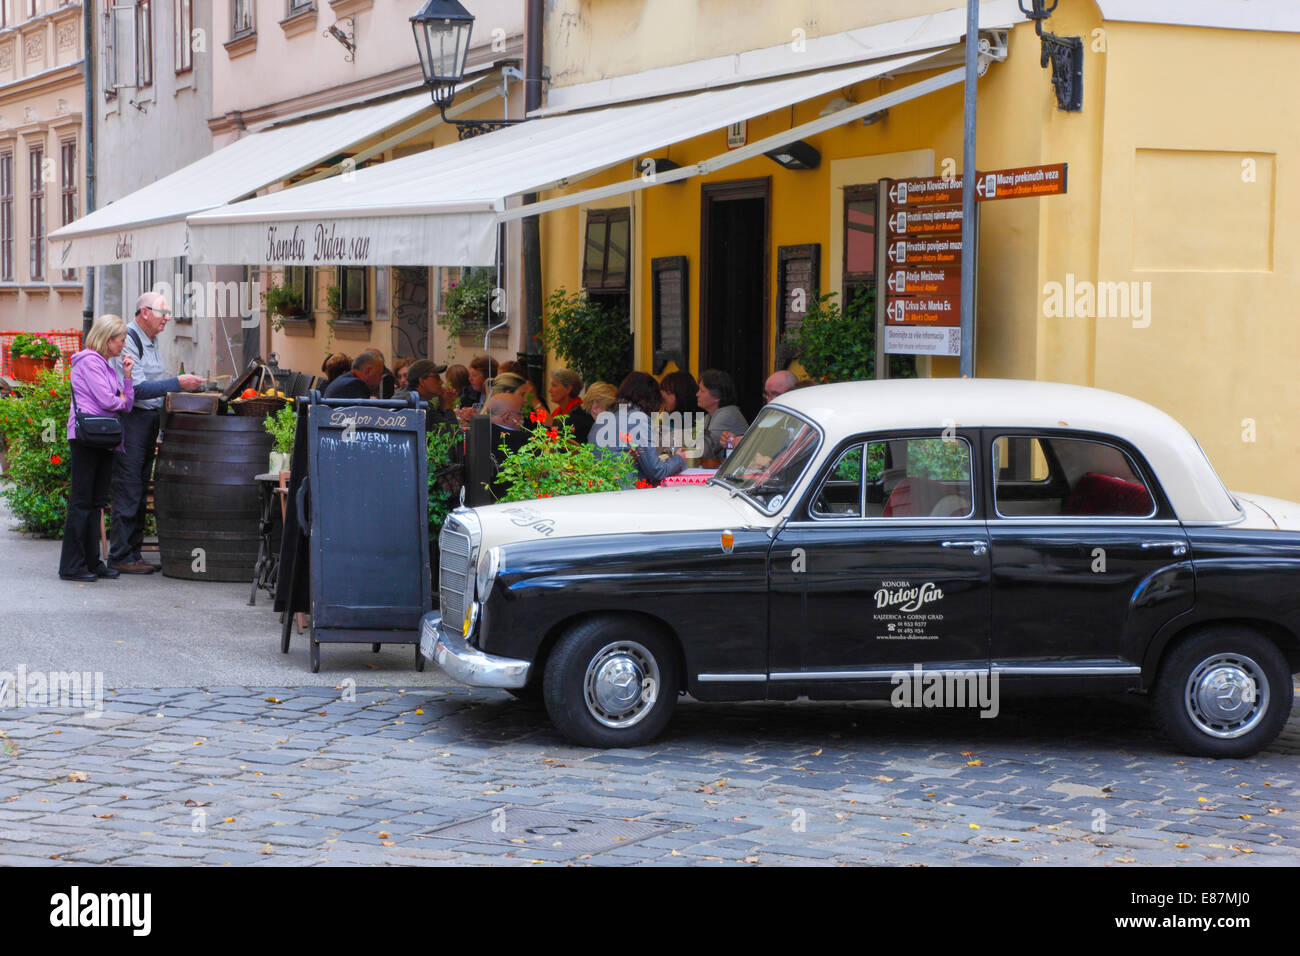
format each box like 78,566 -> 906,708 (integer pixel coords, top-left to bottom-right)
543,616 -> 680,748
1154,627 -> 1292,757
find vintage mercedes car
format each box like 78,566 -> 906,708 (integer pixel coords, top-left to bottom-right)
419,379 -> 1300,756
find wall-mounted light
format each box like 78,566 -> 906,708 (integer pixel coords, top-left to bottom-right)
764,140 -> 821,171
325,18 -> 355,61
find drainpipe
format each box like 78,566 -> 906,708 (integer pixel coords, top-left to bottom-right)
519,0 -> 544,391
82,0 -> 96,338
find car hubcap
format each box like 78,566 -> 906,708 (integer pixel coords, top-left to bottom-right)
1185,653 -> 1269,739
584,641 -> 660,729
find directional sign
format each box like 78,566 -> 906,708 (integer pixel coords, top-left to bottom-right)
886,268 -> 962,297
886,176 -> 963,207
886,204 -> 963,237
886,238 -> 962,267
885,296 -> 961,326
974,163 -> 1067,201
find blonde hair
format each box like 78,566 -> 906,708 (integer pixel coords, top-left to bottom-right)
583,381 -> 617,415
86,314 -> 129,357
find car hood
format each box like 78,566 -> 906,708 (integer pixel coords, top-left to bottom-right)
471,484 -> 775,550
1229,491 -> 1300,531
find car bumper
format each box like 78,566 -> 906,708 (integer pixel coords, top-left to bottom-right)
418,612 -> 531,689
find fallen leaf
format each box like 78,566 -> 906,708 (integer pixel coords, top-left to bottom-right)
415,709 -> 424,715
810,749 -> 823,756
222,817 -> 235,823
966,760 -> 983,766
66,772 -> 88,782
969,824 -> 980,829
1197,797 -> 1209,803
872,775 -> 894,782
378,832 -> 389,839
93,813 -> 115,819
265,697 -> 281,704
1174,843 -> 1189,848
382,841 -> 395,847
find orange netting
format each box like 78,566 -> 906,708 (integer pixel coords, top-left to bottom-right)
0,329 -> 83,378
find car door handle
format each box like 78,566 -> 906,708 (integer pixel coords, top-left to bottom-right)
1141,540 -> 1188,557
941,540 -> 987,556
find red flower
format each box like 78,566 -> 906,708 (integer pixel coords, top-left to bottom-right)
50,455 -> 61,465
635,479 -> 652,489
620,432 -> 631,443
49,389 -> 57,397
546,427 -> 558,441
587,480 -> 594,488
529,408 -> 546,424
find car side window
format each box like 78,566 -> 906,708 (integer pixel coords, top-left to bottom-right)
811,444 -> 864,517
994,435 -> 1155,517
869,437 -> 973,518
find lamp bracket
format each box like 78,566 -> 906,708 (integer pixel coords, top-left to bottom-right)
324,17 -> 355,62
1017,0 -> 1082,111
976,30 -> 1008,76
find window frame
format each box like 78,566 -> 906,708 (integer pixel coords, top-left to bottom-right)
135,0 -> 153,88
59,138 -> 77,282
28,145 -> 45,282
231,0 -> 254,37
337,266 -> 368,321
582,207 -> 630,292
842,183 -> 877,303
800,430 -> 978,524
173,0 -> 192,73
988,430 -> 1170,522
0,151 -> 13,283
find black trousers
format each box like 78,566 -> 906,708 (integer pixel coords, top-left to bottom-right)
109,407 -> 160,564
59,439 -> 116,576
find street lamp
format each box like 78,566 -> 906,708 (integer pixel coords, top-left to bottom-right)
411,0 -> 521,139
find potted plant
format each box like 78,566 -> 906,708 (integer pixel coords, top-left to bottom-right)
436,269 -> 495,355
263,403 -> 296,477
780,288 -> 916,382
9,333 -> 62,383
260,279 -> 307,333
539,288 -> 633,386
0,369 -> 71,535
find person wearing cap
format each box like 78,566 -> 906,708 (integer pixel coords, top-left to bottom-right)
394,359 -> 457,428
108,291 -> 205,574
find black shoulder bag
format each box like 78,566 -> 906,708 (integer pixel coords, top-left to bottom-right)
70,371 -> 125,449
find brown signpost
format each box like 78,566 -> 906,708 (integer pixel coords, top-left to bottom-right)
881,162 -> 1067,360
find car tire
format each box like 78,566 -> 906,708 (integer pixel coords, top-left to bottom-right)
1153,627 -> 1293,757
543,616 -> 680,748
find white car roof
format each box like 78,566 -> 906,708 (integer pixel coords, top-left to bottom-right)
771,378 -> 1241,524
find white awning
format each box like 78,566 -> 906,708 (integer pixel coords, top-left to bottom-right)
186,51 -> 952,268
48,79 -> 492,270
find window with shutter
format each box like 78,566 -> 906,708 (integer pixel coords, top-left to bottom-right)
651,256 -> 688,374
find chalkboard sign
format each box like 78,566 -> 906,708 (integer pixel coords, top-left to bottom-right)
296,393 -> 431,672
652,255 -> 689,372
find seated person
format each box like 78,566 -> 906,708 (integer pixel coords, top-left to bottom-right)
547,369 -> 593,442
697,368 -> 748,459
322,351 -> 383,400
394,359 -> 457,429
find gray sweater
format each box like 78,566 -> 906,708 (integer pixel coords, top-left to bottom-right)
701,404 -> 748,459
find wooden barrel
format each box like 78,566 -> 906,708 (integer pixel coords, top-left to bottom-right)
153,413 -> 272,581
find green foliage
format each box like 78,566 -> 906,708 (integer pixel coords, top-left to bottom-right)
260,279 -> 305,332
438,269 -> 495,342
782,288 -> 918,382
10,333 -> 62,362
0,369 -> 72,536
263,404 -> 297,455
540,287 -> 632,387
427,424 -> 460,538
494,414 -> 634,501
907,438 -> 971,481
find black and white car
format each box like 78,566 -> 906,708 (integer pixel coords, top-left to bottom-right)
420,379 -> 1300,756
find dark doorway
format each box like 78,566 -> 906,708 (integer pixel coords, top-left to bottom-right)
701,178 -> 769,423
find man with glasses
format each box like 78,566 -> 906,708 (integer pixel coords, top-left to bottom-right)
719,369 -> 798,453
109,292 -> 205,574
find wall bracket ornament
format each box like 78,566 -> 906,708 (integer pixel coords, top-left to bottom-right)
1017,0 -> 1083,112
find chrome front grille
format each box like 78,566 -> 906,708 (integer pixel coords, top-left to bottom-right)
439,518 -> 475,631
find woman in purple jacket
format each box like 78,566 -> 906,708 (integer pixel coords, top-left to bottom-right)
58,315 -> 135,582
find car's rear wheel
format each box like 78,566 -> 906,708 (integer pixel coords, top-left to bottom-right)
543,616 -> 679,748
1154,627 -> 1292,757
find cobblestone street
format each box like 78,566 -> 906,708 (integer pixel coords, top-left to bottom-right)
2,685 -> 1297,866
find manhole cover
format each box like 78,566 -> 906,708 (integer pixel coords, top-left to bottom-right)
424,808 -> 679,858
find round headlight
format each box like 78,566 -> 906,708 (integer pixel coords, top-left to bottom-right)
477,547 -> 503,603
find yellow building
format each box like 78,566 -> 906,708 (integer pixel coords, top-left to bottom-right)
529,0 -> 1300,500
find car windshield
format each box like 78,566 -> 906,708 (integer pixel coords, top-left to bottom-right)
711,408 -> 820,512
